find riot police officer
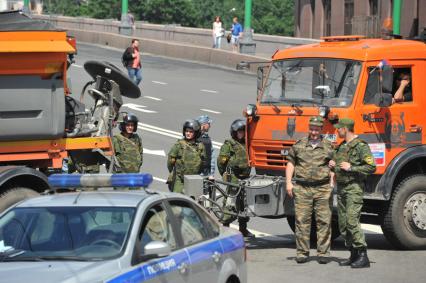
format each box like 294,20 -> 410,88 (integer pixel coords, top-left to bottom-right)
217,119 -> 254,237
196,115 -> 215,178
112,113 -> 143,173
167,120 -> 207,193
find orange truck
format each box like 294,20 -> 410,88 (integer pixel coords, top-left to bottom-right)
0,11 -> 139,211
243,31 -> 426,249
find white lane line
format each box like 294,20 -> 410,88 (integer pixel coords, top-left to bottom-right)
152,81 -> 168,85
153,177 -> 167,183
201,108 -> 222,114
361,224 -> 383,234
122,103 -> 157,113
143,148 -> 166,156
139,122 -> 222,149
144,96 -> 163,101
230,224 -> 275,238
201,89 -> 218,94
72,64 -> 83,68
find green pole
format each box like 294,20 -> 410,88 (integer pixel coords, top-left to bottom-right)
119,0 -> 132,35
393,0 -> 402,35
23,0 -> 30,14
244,0 -> 252,32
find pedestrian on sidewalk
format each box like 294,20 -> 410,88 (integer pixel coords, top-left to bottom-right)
122,39 -> 142,85
230,17 -> 243,53
212,16 -> 224,49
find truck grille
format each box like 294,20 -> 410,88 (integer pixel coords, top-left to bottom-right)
251,140 -> 294,170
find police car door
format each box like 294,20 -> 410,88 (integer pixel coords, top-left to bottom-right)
129,202 -> 190,283
168,200 -> 224,283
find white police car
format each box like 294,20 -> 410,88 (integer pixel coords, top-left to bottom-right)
0,176 -> 246,283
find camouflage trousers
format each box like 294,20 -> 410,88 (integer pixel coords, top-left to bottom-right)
337,182 -> 367,249
294,183 -> 332,257
172,177 -> 185,194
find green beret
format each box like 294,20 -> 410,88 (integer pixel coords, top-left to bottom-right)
309,116 -> 324,127
334,118 -> 355,129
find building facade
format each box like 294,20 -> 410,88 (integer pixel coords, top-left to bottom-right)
295,0 -> 426,38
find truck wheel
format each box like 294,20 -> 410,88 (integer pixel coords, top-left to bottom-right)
381,175 -> 426,249
0,187 -> 39,212
287,215 -> 340,244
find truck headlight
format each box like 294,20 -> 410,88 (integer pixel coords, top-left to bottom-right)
245,104 -> 257,117
318,106 -> 330,118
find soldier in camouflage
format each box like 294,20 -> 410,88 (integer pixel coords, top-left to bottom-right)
286,116 -> 335,264
329,118 -> 376,268
217,119 -> 254,238
112,113 -> 143,173
167,120 -> 207,193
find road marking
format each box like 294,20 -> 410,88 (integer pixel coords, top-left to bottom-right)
361,224 -> 383,234
230,224 -> 275,238
152,81 -> 168,85
144,96 -> 163,101
201,108 -> 222,114
201,89 -> 218,94
144,148 -> 166,156
72,64 -> 83,68
139,122 -> 222,149
153,177 -> 167,183
122,103 -> 157,113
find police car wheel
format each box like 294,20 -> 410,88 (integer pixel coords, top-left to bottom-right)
0,187 -> 39,213
381,175 -> 426,250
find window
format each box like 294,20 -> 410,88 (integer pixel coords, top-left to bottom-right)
169,201 -> 209,246
344,0 -> 354,35
139,204 -> 176,250
363,67 -> 413,104
323,0 -> 331,36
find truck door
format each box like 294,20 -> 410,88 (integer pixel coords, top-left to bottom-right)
359,63 -> 420,176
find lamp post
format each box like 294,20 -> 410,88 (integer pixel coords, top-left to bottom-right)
119,0 -> 133,36
239,0 -> 256,54
392,0 -> 402,35
23,0 -> 30,14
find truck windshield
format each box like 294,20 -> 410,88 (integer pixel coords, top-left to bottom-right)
0,207 -> 135,261
261,58 -> 362,107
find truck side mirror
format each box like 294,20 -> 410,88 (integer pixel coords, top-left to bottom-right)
381,65 -> 393,93
374,92 -> 393,107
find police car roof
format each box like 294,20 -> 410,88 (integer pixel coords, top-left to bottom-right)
15,190 -> 158,208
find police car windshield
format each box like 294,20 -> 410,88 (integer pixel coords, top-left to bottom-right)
0,207 -> 135,261
261,58 -> 362,108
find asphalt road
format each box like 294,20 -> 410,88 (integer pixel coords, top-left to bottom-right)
69,43 -> 426,283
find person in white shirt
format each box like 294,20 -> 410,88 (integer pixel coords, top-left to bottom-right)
212,16 -> 224,49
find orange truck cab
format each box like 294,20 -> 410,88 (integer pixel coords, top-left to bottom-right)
0,11 -> 140,211
244,33 -> 426,249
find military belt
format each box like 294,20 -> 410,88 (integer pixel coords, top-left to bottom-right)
295,179 -> 330,186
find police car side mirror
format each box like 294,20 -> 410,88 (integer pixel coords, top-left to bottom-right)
374,92 -> 393,108
143,241 -> 171,258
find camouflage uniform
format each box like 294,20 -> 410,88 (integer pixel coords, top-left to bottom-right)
287,130 -> 334,259
112,133 -> 143,173
217,138 -> 251,225
167,139 -> 206,193
333,137 -> 376,249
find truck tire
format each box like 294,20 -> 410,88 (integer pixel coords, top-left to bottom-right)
381,175 -> 426,249
0,187 -> 39,212
287,215 -> 340,244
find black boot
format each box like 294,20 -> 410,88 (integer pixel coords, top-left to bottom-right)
239,221 -> 255,238
339,248 -> 358,266
351,248 -> 370,268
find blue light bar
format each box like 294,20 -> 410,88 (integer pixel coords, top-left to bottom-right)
48,173 -> 153,188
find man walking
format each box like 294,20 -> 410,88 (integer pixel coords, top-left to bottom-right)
122,39 -> 142,85
329,118 -> 376,268
217,119 -> 254,237
230,17 -> 243,52
286,116 -> 334,264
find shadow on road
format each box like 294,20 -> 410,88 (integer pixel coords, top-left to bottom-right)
245,232 -> 395,251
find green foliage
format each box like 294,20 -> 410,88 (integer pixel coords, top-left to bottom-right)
43,0 -> 294,36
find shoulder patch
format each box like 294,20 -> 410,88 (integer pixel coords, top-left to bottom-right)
365,155 -> 374,165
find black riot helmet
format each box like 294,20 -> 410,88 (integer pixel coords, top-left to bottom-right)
182,119 -> 201,139
119,113 -> 139,132
230,119 -> 246,140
